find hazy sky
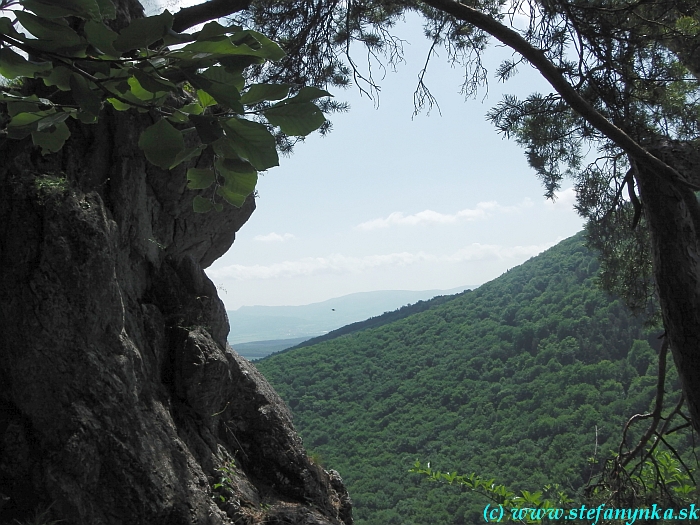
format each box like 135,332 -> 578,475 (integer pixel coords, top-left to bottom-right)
149,1 -> 585,310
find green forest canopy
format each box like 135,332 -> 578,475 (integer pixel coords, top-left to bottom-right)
256,234 -> 691,525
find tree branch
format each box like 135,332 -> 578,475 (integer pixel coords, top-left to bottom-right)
418,0 -> 695,189
618,336 -> 669,468
172,0 -> 252,33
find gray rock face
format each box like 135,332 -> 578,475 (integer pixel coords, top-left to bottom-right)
0,101 -> 351,523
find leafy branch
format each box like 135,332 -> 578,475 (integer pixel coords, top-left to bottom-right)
0,0 -> 331,212
409,460 -> 573,524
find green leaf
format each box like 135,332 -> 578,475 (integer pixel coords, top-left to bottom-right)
264,102 -> 325,136
32,121 -> 70,154
197,21 -> 237,40
76,111 -> 98,124
189,73 -> 243,113
6,96 -> 45,117
0,16 -> 27,40
240,84 -> 290,105
138,119 -> 185,170
30,39 -> 88,57
7,110 -> 71,139
42,66 -> 73,90
216,184 -> 252,207
287,86 -> 332,103
6,111 -> 44,138
211,136 -> 239,158
0,48 -> 52,79
221,118 -> 279,170
20,0 -> 103,21
35,111 -> 72,131
167,113 -> 188,124
186,168 -> 216,190
191,115 -> 224,144
217,55 -> 263,73
196,90 -> 216,108
204,83 -> 243,112
70,74 -> 102,117
84,20 -> 118,55
102,75 -> 130,97
170,144 -> 206,169
95,0 -> 116,20
192,195 -> 215,213
215,156 -> 258,206
219,184 -> 254,206
0,92 -> 47,103
127,76 -> 167,101
15,11 -> 82,47
113,10 -> 173,52
216,157 -> 256,175
230,30 -> 286,61
181,36 -> 243,55
162,29 -> 195,46
168,103 -> 203,123
181,103 -> 203,115
70,61 -> 106,79
7,102 -> 40,117
114,88 -> 159,107
106,97 -> 131,111
131,68 -> 176,94
201,66 -> 244,91
7,112 -> 45,128
180,34 -> 279,63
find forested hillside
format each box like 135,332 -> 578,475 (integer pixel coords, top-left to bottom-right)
285,291 -> 470,352
255,234 -> 688,524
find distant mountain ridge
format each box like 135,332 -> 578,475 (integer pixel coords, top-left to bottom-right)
227,286 -> 475,347
282,290 -> 473,354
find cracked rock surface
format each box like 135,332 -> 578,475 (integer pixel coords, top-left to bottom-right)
0,36 -> 352,525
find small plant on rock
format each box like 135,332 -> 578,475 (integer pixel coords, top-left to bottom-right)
212,459 -> 237,504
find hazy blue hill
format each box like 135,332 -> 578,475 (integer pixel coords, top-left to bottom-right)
283,291 -> 473,353
227,286 -> 473,345
232,337 -> 310,360
255,233 -> 686,525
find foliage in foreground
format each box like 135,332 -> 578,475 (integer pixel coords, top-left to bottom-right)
410,445 -> 696,524
256,234 -> 696,524
0,0 -> 329,211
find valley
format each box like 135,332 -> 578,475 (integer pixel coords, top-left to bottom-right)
254,233 -> 690,524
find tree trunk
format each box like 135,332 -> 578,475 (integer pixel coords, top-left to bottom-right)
634,142 -> 700,433
0,82 -> 351,525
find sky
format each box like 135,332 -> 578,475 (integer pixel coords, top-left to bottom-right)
148,1 -> 585,310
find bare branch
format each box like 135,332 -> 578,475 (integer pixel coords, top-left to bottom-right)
413,19 -> 446,116
618,336 -> 669,468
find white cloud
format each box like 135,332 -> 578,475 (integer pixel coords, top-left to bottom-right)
209,252 -> 429,280
445,241 -> 560,262
356,199 -> 533,230
544,187 -> 577,210
254,232 -> 296,242
208,240 -> 560,281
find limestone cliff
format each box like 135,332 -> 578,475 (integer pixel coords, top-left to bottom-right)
0,37 -> 352,525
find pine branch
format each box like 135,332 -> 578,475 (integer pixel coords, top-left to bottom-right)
419,0 -> 694,190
